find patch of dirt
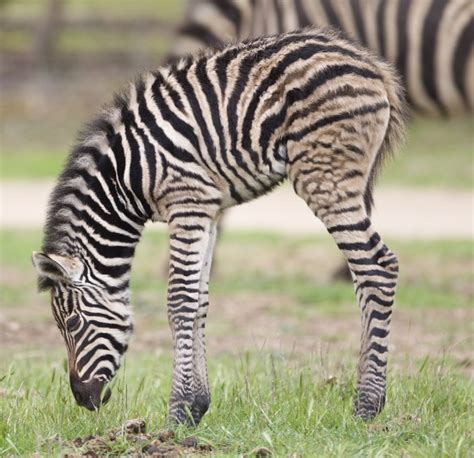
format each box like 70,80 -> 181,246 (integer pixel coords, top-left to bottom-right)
56,419 -> 212,457
0,311 -> 62,349
2,294 -> 472,377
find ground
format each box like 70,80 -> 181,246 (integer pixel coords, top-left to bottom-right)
0,229 -> 473,456
0,2 -> 473,454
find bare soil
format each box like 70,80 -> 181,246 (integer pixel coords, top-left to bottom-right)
2,296 -> 472,378
49,419 -> 212,457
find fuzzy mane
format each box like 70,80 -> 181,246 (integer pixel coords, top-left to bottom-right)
40,91 -> 131,277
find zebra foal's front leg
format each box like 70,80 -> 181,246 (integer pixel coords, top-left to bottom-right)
166,215 -> 216,425
191,219 -> 219,424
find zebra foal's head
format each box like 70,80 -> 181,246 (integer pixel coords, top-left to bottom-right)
32,251 -> 134,411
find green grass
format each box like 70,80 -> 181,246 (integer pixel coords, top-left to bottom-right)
0,149 -> 65,180
0,350 -> 472,456
1,229 -> 472,455
381,116 -> 474,188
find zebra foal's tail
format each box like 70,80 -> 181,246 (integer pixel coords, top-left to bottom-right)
364,60 -> 408,213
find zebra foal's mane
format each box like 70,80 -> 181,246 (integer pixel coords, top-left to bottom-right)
38,91 -> 132,291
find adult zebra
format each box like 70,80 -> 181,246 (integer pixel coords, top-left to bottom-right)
33,29 -> 406,423
168,0 -> 473,116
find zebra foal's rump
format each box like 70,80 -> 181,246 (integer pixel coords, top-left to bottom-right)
169,0 -> 473,116
33,28 -> 406,424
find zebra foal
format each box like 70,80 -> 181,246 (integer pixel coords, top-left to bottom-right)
33,28 -> 406,424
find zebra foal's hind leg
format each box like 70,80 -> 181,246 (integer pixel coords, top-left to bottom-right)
326,207 -> 398,419
166,213 -> 217,425
287,134 -> 398,420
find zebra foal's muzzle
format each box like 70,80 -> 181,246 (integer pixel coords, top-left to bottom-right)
69,372 -> 112,411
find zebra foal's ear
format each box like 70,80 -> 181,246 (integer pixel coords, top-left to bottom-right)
32,251 -> 82,282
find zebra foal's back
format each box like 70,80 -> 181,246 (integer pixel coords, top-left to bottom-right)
137,28 -> 404,212
33,29 -> 406,424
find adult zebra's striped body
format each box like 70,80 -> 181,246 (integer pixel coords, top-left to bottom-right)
33,28 -> 406,423
169,0 -> 473,116
167,0 -> 472,282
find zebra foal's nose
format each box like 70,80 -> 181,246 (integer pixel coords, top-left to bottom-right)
69,372 -> 112,411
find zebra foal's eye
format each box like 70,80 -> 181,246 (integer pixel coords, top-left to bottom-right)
66,314 -> 80,332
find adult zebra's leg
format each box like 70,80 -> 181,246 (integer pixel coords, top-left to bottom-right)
190,217 -> 219,424
287,142 -> 398,420
166,215 -> 216,425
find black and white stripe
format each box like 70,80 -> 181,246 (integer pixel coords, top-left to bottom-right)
168,0 -> 473,116
34,28 -> 406,422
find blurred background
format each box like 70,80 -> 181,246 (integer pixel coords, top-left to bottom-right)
0,0 -> 472,382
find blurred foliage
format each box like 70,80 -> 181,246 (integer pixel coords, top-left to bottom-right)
0,0 -> 186,21
382,116 -> 474,188
0,0 -> 186,56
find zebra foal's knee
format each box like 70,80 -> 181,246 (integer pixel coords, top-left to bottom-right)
351,241 -> 399,314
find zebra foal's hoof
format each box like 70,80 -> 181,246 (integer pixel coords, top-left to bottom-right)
190,393 -> 210,425
353,393 -> 385,421
168,408 -> 194,427
169,392 -> 210,426
168,404 -> 197,427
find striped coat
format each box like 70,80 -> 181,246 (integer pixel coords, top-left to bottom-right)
33,28 -> 406,423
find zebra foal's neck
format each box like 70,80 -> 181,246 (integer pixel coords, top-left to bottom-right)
41,90 -> 155,290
